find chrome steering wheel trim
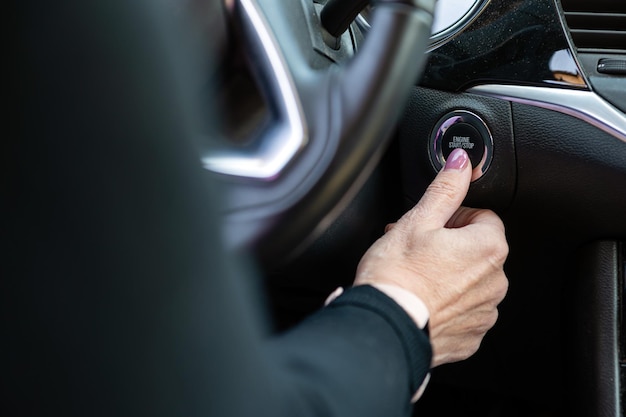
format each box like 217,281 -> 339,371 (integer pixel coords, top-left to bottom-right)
202,0 -> 307,180
206,0 -> 436,266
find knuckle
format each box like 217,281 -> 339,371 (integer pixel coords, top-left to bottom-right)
473,310 -> 498,334
463,340 -> 482,359
497,275 -> 510,301
485,235 -> 509,268
483,208 -> 506,232
495,238 -> 509,260
486,309 -> 499,329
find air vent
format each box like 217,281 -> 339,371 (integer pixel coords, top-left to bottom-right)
561,0 -> 626,53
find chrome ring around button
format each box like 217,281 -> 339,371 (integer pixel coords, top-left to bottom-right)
429,110 -> 494,182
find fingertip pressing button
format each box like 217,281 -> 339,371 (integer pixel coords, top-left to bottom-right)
429,110 -> 494,182
441,123 -> 484,168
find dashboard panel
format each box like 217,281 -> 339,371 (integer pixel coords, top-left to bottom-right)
385,1 -> 626,415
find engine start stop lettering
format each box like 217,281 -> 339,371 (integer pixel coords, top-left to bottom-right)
448,136 -> 475,149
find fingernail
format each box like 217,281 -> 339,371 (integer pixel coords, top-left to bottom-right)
444,148 -> 469,171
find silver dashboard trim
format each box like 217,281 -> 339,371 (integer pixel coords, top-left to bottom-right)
468,84 -> 626,143
202,0 -> 307,179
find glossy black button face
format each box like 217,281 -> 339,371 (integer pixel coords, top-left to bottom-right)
441,123 -> 484,168
428,110 -> 494,182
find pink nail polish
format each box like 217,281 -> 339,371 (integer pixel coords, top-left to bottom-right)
444,148 -> 469,171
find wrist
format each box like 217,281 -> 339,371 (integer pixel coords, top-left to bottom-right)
368,283 -> 430,333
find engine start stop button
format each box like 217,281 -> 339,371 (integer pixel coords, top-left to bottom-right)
441,123 -> 484,168
429,110 -> 493,182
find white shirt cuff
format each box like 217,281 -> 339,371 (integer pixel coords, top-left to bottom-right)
411,372 -> 430,403
368,283 -> 430,331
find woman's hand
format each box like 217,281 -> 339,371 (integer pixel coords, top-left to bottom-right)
354,149 -> 509,367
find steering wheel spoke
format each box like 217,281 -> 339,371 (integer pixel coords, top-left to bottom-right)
208,0 -> 435,268
203,0 -> 308,180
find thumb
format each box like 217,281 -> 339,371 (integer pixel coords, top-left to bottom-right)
410,148 -> 472,228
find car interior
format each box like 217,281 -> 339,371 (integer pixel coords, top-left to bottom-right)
12,0 -> 626,416
209,0 -> 625,415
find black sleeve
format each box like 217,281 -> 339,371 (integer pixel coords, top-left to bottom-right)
200,259 -> 431,417
262,285 -> 432,417
7,1 -> 430,416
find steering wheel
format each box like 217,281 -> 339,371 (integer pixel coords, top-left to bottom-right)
205,0 -> 436,268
